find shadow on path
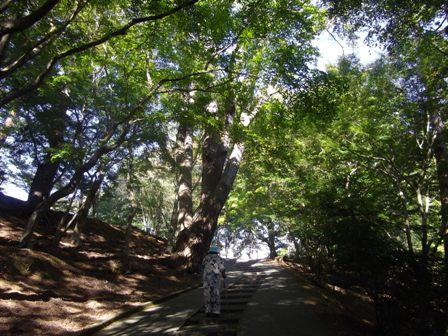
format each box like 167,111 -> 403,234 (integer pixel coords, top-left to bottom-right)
90,260 -> 332,336
238,261 -> 332,336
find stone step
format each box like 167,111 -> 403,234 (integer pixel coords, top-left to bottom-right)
221,294 -> 253,299
182,318 -> 239,326
220,300 -> 250,305
224,289 -> 257,293
187,312 -> 242,321
176,265 -> 268,336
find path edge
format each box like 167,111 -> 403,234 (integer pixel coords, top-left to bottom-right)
77,281 -> 203,336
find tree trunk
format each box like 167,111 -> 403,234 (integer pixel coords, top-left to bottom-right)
174,139 -> 244,268
175,123 -> 194,232
289,231 -> 301,258
123,207 -> 138,265
398,187 -> 414,254
19,121 -> 131,247
430,110 -> 448,278
168,196 -> 179,247
52,188 -> 78,246
24,102 -> 66,214
416,187 -> 430,257
20,200 -> 51,247
20,174 -> 78,247
201,134 -> 228,198
71,204 -> 86,248
24,160 -> 59,214
174,131 -> 229,260
72,171 -> 105,248
174,194 -> 224,269
173,97 -> 254,268
256,220 -> 279,259
266,220 -> 278,259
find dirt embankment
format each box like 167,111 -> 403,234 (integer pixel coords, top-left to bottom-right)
0,213 -> 200,336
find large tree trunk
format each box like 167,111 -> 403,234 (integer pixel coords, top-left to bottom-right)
20,170 -> 81,247
266,220 -> 278,259
24,160 -> 59,214
173,96 -> 254,268
175,194 -> 224,268
256,220 -> 278,259
175,124 -> 194,232
168,196 -> 179,247
24,103 -> 66,215
174,138 -> 244,268
174,132 -> 228,257
20,199 -> 52,247
430,111 -> 448,271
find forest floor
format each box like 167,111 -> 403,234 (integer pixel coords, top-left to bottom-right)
0,212 -> 376,336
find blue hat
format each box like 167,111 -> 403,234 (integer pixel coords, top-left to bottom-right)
209,245 -> 219,254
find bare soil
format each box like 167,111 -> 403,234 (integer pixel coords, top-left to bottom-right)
0,213 -> 200,336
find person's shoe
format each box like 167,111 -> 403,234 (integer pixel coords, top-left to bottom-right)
206,313 -> 213,317
210,313 -> 220,318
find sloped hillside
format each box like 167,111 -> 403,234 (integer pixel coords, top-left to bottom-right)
0,212 -> 200,335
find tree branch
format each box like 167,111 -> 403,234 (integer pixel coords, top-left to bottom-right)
0,0 -> 199,108
0,1 -> 87,79
0,0 -> 60,36
0,1 -> 13,13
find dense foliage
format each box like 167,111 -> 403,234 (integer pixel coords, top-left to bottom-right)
0,1 -> 447,334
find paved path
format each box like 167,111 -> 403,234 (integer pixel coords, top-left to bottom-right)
89,260 -> 332,336
238,261 -> 332,336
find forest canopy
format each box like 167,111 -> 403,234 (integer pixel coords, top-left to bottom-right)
0,1 -> 447,334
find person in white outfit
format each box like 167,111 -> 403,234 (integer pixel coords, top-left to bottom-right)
202,245 -> 226,317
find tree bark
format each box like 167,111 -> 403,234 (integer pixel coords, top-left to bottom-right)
0,0 -> 60,37
398,187 -> 414,254
201,134 -> 228,198
168,195 -> 179,247
430,110 -> 448,269
24,103 -> 66,214
19,121 -> 130,247
175,123 -> 194,232
173,94 -> 253,268
416,187 -> 430,257
174,139 -> 244,268
122,148 -> 139,271
72,170 -> 105,247
24,160 -> 59,214
52,189 -> 78,246
266,220 -> 278,259
123,207 -> 138,262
